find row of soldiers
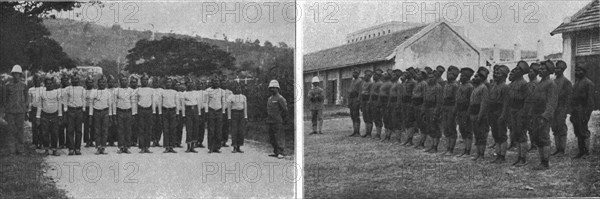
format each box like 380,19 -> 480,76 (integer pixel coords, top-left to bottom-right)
27,73 -> 249,156
346,60 -> 595,170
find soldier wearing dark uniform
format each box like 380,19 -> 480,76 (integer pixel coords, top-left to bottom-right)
401,68 -> 418,146
266,80 -> 288,159
360,70 -> 374,138
529,61 -> 558,170
550,60 -> 572,156
423,69 -> 443,153
348,68 -> 363,137
411,70 -> 428,149
308,76 -> 325,135
483,65 -> 510,163
570,65 -> 595,159
370,69 -> 384,139
525,63 -> 541,152
380,72 -> 393,141
441,66 -> 459,155
456,67 -> 474,157
470,67 -> 489,161
507,61 -> 531,166
386,70 -> 402,142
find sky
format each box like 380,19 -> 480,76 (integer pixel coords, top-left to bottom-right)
53,0 -> 296,47
303,0 -> 591,55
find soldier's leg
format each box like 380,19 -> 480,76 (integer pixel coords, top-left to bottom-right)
176,115 -> 184,147
230,111 -> 240,150
443,107 -> 458,155
551,107 -> 568,155
215,113 -> 223,151
48,114 -> 59,155
311,110 -> 318,134
349,101 -> 361,136
372,103 -> 383,139
162,111 -> 171,149
317,109 -> 323,134
197,112 -> 205,147
361,102 -> 372,137
533,117 -> 551,170
207,111 -> 215,151
472,115 -> 488,161
221,112 -> 229,146
457,112 -> 473,156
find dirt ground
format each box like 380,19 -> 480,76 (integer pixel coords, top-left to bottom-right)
41,132 -> 296,198
304,111 -> 600,198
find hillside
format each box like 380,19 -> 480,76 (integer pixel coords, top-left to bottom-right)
43,18 -> 291,71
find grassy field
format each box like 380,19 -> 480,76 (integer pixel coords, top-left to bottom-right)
0,153 -> 68,199
304,112 -> 600,198
246,121 -> 295,156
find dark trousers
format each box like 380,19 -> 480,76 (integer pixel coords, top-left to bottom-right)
488,105 -> 507,143
41,112 -> 59,149
508,108 -> 528,143
471,114 -> 488,146
59,111 -> 68,147
531,115 -> 551,147
30,108 -> 42,146
153,113 -> 163,143
423,106 -> 440,138
207,108 -> 223,151
185,106 -> 199,143
268,122 -> 285,155
131,114 -> 139,146
108,115 -> 118,144
93,109 -> 109,148
6,113 -> 25,153
137,107 -> 153,149
456,111 -> 472,139
361,99 -> 372,123
441,105 -> 457,139
371,102 -> 383,127
161,108 -> 177,148
198,109 -> 206,144
222,113 -> 230,144
570,106 -> 592,139
349,100 -> 360,123
117,109 -> 132,148
83,112 -> 95,144
402,102 -> 415,129
176,115 -> 184,145
230,110 -> 246,147
551,106 -> 569,137
67,108 -> 84,150
382,104 -> 393,130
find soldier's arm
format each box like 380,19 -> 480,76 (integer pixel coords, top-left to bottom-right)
227,96 -> 232,120
58,92 -> 63,117
477,87 -> 489,120
158,93 -> 163,115
565,81 -> 573,112
542,83 -> 558,120
23,84 -> 29,111
151,91 -> 156,114
243,95 -> 248,119
197,93 -> 202,116
280,96 -> 289,122
500,86 -> 509,119
586,81 -> 596,111
132,91 -> 137,115
89,92 -> 94,116
36,93 -> 42,118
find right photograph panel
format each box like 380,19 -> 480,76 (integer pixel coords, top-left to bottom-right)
302,0 -> 600,198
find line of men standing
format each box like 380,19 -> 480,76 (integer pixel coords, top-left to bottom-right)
341,60 -> 595,170
1,67 -> 261,156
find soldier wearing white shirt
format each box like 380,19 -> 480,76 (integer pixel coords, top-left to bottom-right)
182,79 -> 201,153
136,75 -> 154,153
206,76 -> 226,153
196,81 -> 207,148
227,84 -> 247,153
107,76 -> 119,146
115,76 -> 135,154
83,77 -> 96,147
28,76 -> 44,149
37,78 -> 63,156
221,82 -> 233,147
65,76 -> 86,155
130,77 -> 140,147
89,76 -> 113,155
152,77 -> 164,147
174,81 -> 185,148
58,76 -> 69,149
160,78 -> 179,153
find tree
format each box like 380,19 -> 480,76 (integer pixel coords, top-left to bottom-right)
253,39 -> 260,47
125,36 -> 236,76
25,37 -> 75,72
96,59 -> 119,78
264,40 -> 273,48
278,42 -> 289,48
0,2 -> 80,73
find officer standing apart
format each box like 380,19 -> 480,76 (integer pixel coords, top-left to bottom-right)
308,76 -> 325,135
1,65 -> 28,155
347,68 -> 363,137
570,64 -> 595,159
267,80 -> 288,159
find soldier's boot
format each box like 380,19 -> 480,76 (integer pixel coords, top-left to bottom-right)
395,129 -> 402,143
349,122 -> 359,137
443,138 -> 456,156
512,144 -> 523,166
533,146 -> 550,170
427,138 -> 439,153
402,128 -> 414,146
551,136 -> 566,156
516,143 -> 529,167
507,142 -> 516,151
373,127 -> 382,140
362,124 -> 373,138
472,145 -> 484,161
492,142 -> 507,164
458,139 -> 471,157
310,124 -> 318,135
382,129 -> 392,142
573,138 -> 586,159
528,142 -> 538,152
163,147 -> 170,153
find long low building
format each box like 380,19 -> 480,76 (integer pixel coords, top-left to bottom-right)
304,21 -> 486,105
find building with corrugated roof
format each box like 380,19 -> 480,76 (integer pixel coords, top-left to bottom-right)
303,21 -> 485,105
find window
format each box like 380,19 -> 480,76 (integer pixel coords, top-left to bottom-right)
576,30 -> 600,55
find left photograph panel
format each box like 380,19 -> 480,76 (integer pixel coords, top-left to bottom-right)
0,1 -> 297,198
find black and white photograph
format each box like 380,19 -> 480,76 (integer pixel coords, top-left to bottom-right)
0,1 -> 297,198
303,0 -> 599,198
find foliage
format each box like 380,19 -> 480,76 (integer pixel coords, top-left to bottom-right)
125,36 -> 236,77
0,2 -> 79,73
